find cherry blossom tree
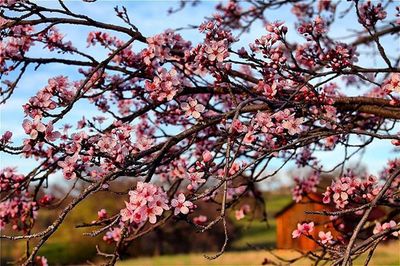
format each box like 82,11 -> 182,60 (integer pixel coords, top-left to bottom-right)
1,0 -> 400,265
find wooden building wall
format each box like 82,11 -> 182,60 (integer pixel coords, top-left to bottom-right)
276,200 -> 338,252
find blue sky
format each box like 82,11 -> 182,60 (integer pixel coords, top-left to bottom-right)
0,1 -> 399,186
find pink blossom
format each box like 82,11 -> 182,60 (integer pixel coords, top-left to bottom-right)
204,40 -> 228,62
324,172 -> 379,209
144,68 -> 183,102
97,136 -> 117,153
359,1 -> 387,27
35,256 -> 48,266
186,171 -> 206,190
292,222 -> 314,238
231,119 -> 247,133
255,112 -> 274,133
383,74 -> 400,93
255,80 -> 277,99
243,130 -> 255,144
22,116 -> 46,139
202,150 -> 213,163
322,44 -> 356,70
146,205 -> 164,224
235,209 -> 245,220
0,192 -> 38,232
97,209 -> 107,220
282,116 -> 304,135
44,122 -> 61,142
0,167 -> 24,191
171,193 -> 193,215
181,98 -> 205,119
235,204 -> 251,220
193,215 -> 207,225
136,136 -> 154,152
318,231 -> 334,244
57,154 -> 78,180
324,136 -> 338,149
228,163 -> 240,176
103,227 -> 122,243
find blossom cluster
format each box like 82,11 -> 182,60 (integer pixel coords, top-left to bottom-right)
144,68 -> 186,102
215,0 -> 246,29
292,173 -> 320,203
22,76 -> 73,119
292,222 -> 334,245
189,19 -> 234,71
318,231 -> 334,245
0,193 -> 38,231
54,120 -> 150,180
322,43 -> 357,70
297,16 -> 327,39
358,1 -> 387,27
57,154 -> 79,180
0,167 -> 24,192
120,182 -> 195,226
22,116 -> 61,142
294,34 -> 357,71
120,182 -> 170,224
0,18 -> 34,72
142,30 -> 192,67
185,171 -> 206,191
250,22 -> 288,69
42,27 -> 73,52
87,31 -> 124,48
254,80 -> 278,99
254,109 -> 305,137
322,173 -> 381,209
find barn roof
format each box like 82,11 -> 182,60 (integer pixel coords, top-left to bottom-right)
274,192 -> 387,220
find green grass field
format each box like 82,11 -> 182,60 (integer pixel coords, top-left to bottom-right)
231,193 -> 292,249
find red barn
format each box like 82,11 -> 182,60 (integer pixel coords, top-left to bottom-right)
275,193 -> 386,252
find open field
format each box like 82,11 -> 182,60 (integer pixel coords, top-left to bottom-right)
118,241 -> 400,266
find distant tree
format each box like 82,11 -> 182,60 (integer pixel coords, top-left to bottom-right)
1,1 -> 399,265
